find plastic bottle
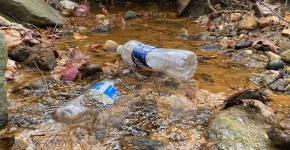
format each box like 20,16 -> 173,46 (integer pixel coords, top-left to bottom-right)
55,79 -> 121,124
76,3 -> 90,17
117,40 -> 198,80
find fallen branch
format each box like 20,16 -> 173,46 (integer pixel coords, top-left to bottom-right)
207,0 -> 258,20
34,61 -> 50,95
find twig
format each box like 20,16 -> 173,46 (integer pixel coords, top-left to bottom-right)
33,61 -> 49,95
52,22 -> 59,33
207,0 -> 258,20
257,0 -> 290,25
159,32 -> 162,48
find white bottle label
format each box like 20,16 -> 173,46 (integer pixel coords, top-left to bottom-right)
132,44 -> 156,67
89,81 -> 119,105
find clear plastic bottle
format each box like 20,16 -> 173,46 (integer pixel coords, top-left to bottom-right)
76,3 -> 90,17
117,40 -> 198,80
55,79 -> 121,124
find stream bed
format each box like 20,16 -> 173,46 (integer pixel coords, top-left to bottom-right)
1,2 -> 290,150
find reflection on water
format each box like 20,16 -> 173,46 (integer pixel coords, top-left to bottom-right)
2,3 -> 290,149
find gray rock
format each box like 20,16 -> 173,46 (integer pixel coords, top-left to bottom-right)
59,0 -> 79,10
261,74 -> 279,85
266,60 -> 284,70
205,105 -> 278,150
198,32 -> 210,41
0,0 -> 66,27
91,25 -> 110,33
280,49 -> 290,63
0,32 -> 8,128
23,49 -> 56,71
8,44 -> 35,62
124,10 -> 137,20
268,79 -> 288,91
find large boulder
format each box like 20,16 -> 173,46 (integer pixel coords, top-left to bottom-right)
205,105 -> 278,150
0,32 -> 8,128
0,0 -> 66,27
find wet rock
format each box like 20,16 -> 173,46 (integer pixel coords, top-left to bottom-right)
124,10 -> 137,20
12,77 -> 56,97
23,49 -> 56,71
123,137 -> 165,150
267,79 -> 288,91
267,51 -> 281,61
91,25 -> 110,33
239,30 -> 249,35
266,60 -> 284,70
0,0 -> 66,27
102,40 -> 118,51
119,98 -> 163,137
261,74 -> 279,85
284,84 -> 290,92
95,14 -> 106,20
198,45 -> 221,51
267,118 -> 290,148
59,0 -> 79,10
237,15 -> 257,30
8,44 -> 35,62
0,32 -> 8,128
234,41 -> 252,49
207,36 -> 217,43
280,49 -> 290,63
205,105 -> 276,150
198,32 -> 210,40
79,64 -> 103,78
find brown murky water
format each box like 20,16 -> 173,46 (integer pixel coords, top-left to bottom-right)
2,2 -> 290,150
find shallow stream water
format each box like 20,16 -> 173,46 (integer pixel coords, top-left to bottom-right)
1,2 -> 290,150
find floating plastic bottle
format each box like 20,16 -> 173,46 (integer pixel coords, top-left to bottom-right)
117,40 -> 198,80
55,79 -> 121,124
76,3 -> 90,17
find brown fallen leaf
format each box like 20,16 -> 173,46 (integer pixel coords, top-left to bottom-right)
219,37 -> 236,48
281,28 -> 290,36
73,32 -> 88,40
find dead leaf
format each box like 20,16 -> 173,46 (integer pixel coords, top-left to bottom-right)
280,13 -> 290,27
73,32 -> 88,40
281,28 -> 290,36
229,13 -> 242,21
256,1 -> 280,16
251,37 -> 278,53
90,43 -> 102,49
219,37 -> 236,48
0,29 -> 22,50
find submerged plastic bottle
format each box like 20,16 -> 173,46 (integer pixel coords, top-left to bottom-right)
117,40 -> 198,80
55,79 -> 121,124
76,2 -> 90,17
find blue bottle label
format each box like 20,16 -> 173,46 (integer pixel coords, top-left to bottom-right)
132,44 -> 156,67
90,81 -> 117,100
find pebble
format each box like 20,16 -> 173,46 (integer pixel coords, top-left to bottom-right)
244,50 -> 252,55
102,40 -> 118,51
267,51 -> 281,61
266,60 -> 284,70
